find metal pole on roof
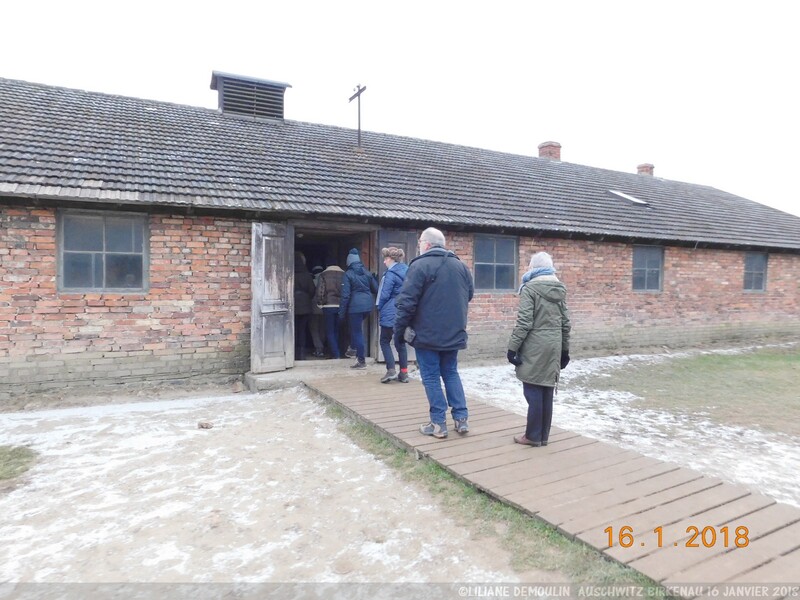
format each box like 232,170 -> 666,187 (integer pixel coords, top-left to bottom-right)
348,84 -> 367,148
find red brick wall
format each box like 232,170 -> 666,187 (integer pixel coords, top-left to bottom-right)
2,210 -> 798,399
1,207 -> 251,399
442,230 -> 800,358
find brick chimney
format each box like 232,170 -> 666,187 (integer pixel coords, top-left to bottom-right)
538,141 -> 561,161
637,163 -> 654,176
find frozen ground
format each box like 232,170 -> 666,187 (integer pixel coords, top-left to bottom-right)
0,387 -> 555,586
1,346 -> 796,588
459,349 -> 800,508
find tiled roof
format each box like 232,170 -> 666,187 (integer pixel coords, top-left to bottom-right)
2,76 -> 800,251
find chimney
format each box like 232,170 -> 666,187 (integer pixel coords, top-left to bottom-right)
538,141 -> 561,161
210,71 -> 291,120
637,163 -> 654,176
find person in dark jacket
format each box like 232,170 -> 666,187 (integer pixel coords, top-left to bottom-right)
507,251 -> 571,447
293,251 -> 316,361
338,248 -> 377,369
316,262 -> 345,359
394,227 -> 474,439
309,265 -> 327,358
376,246 -> 409,383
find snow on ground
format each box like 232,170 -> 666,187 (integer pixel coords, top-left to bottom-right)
459,350 -> 800,508
0,388 -> 553,585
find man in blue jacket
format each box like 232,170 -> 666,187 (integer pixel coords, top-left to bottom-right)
394,227 -> 474,439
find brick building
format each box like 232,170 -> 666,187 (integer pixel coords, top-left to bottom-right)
1,73 -> 799,399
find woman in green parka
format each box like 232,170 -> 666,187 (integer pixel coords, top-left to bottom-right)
506,252 -> 571,447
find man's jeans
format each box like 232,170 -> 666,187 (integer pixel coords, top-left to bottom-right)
415,348 -> 468,425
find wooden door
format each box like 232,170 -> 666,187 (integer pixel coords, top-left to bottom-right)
251,222 -> 294,373
376,229 -> 419,363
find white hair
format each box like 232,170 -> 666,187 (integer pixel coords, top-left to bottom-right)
528,251 -> 554,270
420,227 -> 446,248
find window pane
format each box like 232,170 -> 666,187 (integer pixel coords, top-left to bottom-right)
495,264 -> 515,289
60,212 -> 147,292
752,274 -> 764,290
633,247 -> 662,291
475,264 -> 494,289
475,238 -> 495,263
745,253 -> 766,271
64,216 -> 103,251
646,255 -> 661,269
63,253 -> 95,287
94,254 -> 104,286
133,222 -> 144,251
106,219 -> 134,252
106,254 -> 143,288
646,270 -> 661,290
495,238 -> 515,263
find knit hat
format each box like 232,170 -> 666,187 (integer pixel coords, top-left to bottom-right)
346,248 -> 361,267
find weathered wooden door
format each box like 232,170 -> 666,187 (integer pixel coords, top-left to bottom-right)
251,222 -> 294,373
376,229 -> 419,363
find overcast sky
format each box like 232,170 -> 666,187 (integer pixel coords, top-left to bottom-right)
4,1 -> 799,217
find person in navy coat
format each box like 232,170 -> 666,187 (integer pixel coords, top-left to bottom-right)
338,248 -> 378,369
394,228 -> 474,438
376,247 -> 409,383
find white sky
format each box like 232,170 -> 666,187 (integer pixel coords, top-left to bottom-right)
4,0 -> 799,218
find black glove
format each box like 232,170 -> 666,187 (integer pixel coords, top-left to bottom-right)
560,351 -> 571,369
507,350 -> 522,366
394,328 -> 406,345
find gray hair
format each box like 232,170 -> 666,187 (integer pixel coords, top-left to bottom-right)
420,227 -> 446,248
528,251 -> 554,270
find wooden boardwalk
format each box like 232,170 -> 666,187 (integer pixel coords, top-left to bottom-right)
302,373 -> 800,597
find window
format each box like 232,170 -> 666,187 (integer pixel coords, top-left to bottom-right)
59,211 -> 148,291
474,235 -> 516,290
743,252 -> 767,291
632,246 -> 663,291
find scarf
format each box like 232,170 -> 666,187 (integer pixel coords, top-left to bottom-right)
518,267 -> 556,293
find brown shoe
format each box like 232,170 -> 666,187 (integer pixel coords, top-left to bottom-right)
514,435 -> 542,447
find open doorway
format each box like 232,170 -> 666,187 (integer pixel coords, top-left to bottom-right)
294,228 -> 375,363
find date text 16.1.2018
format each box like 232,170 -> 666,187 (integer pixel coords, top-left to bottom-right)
604,525 -> 750,548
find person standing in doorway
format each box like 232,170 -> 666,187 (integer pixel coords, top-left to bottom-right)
376,247 -> 409,383
293,251 -> 316,361
338,248 -> 378,369
507,251 -> 571,447
394,227 -> 474,439
316,261 -> 345,359
309,265 -> 327,358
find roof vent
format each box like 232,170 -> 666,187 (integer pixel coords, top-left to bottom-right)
210,71 -> 291,120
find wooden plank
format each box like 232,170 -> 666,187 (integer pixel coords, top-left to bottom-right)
627,502 -> 800,582
552,476 -> 725,534
722,546 -> 800,583
471,445 -> 633,492
507,459 -> 680,510
303,375 -> 800,594
663,519 -> 800,585
598,489 -> 771,563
